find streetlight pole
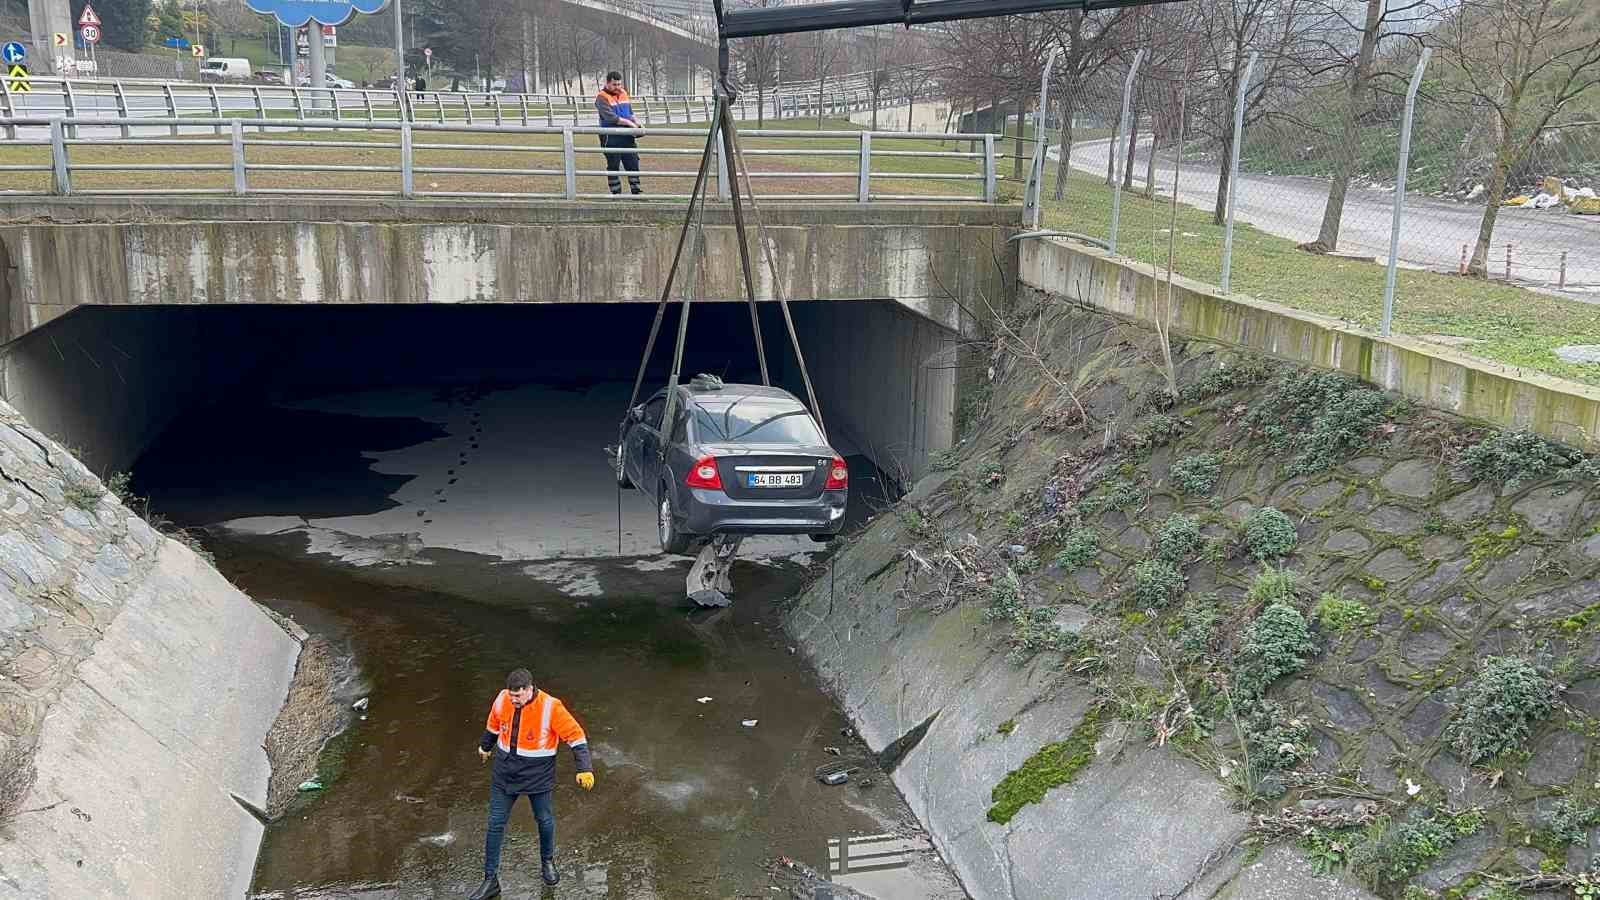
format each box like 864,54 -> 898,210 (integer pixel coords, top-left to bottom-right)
393,0 -> 408,118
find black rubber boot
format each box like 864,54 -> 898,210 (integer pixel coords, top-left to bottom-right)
467,874 -> 501,900
541,858 -> 560,885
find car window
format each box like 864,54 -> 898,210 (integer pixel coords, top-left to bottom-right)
671,410 -> 688,443
643,397 -> 666,429
692,399 -> 824,444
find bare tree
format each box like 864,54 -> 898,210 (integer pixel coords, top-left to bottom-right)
1435,0 -> 1600,276
941,14 -> 1057,179
1047,9 -> 1130,200
803,28 -> 847,126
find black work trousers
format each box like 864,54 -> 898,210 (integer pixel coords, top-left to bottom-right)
601,135 -> 642,195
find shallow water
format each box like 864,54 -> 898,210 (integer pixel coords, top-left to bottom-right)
133,382 -> 960,900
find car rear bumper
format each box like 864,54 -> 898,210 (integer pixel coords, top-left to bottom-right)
682,488 -> 847,536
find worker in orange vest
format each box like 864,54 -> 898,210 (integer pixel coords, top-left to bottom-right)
468,668 -> 594,898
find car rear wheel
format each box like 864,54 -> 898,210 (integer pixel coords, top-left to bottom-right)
658,489 -> 691,555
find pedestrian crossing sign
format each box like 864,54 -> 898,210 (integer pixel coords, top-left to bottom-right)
7,63 -> 28,93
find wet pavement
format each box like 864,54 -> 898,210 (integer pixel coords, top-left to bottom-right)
132,381 -> 962,900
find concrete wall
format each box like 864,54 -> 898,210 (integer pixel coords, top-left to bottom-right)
792,301 -> 958,482
0,199 -> 1019,344
0,399 -> 299,899
0,308 -> 286,474
1021,237 -> 1600,450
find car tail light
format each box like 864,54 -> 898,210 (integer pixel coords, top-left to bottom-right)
824,456 -> 848,490
685,455 -> 723,490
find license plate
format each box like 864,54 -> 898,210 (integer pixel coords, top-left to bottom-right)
747,473 -> 805,488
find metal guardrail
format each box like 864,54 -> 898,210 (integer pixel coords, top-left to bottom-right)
0,76 -> 929,137
0,116 -> 1001,203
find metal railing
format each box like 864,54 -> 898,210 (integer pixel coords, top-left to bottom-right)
0,76 -> 929,137
0,116 -> 1001,203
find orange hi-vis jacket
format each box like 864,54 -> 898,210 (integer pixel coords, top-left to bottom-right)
479,689 -> 592,794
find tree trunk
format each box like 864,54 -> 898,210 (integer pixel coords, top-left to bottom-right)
817,76 -> 825,128
1308,0 -> 1383,252
1053,90 -> 1076,202
1013,95 -> 1026,181
758,85 -> 765,128
1469,149 -> 1512,276
905,84 -> 913,132
1213,125 -> 1234,226
871,89 -> 879,130
1143,100 -> 1159,200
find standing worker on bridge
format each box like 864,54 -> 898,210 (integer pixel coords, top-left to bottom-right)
468,668 -> 594,898
596,70 -> 645,196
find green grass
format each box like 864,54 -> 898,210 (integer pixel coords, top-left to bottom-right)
987,707 -> 1103,824
1033,166 -> 1600,385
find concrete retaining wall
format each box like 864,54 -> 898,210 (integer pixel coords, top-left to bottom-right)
0,199 -> 1019,343
1020,237 -> 1600,450
0,399 -> 299,898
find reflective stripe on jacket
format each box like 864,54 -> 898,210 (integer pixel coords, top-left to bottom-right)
595,87 -> 634,127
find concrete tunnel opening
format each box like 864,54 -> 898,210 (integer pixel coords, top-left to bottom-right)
0,299 -> 961,561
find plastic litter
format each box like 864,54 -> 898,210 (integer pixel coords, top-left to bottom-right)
352,697 -> 370,711
696,697 -> 713,704
419,832 -> 455,848
742,719 -> 759,727
297,779 -> 324,792
821,770 -> 850,785
823,746 -> 842,756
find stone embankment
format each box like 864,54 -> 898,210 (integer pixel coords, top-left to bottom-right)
789,291 -> 1600,899
0,398 -> 299,898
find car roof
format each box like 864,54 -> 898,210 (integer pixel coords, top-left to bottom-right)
680,383 -> 803,405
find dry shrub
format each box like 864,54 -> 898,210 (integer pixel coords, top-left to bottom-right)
263,637 -> 342,818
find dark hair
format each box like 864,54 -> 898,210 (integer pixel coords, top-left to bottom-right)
506,668 -> 533,691
606,70 -> 623,82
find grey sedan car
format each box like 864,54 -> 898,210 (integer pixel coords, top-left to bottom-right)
618,379 -> 848,554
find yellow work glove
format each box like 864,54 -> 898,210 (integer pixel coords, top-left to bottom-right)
479,748 -> 491,763
576,772 -> 595,791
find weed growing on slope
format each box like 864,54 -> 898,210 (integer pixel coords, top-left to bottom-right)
1547,797 -> 1600,844
1247,567 -> 1301,606
1235,603 -> 1317,700
1242,370 -> 1396,475
1240,700 -> 1310,779
1349,809 -> 1484,890
1127,413 -> 1186,450
1177,358 -> 1272,405
1003,606 -> 1079,665
1314,593 -> 1373,634
1131,558 -> 1186,608
983,570 -> 1026,623
1054,527 -> 1099,572
1178,599 -> 1220,656
1154,514 -> 1203,563
1460,429 -> 1585,490
62,480 -> 104,511
1171,452 -> 1223,495
1243,507 -> 1298,562
1082,477 -> 1147,514
987,708 -> 1104,824
1445,656 -> 1557,765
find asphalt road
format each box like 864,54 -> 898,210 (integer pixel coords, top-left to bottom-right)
1056,138 -> 1600,293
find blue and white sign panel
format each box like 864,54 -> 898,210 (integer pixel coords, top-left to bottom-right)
1,42 -> 25,65
243,0 -> 387,28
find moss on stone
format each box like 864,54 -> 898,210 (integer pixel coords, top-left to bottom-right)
1465,524 -> 1522,574
987,708 -> 1103,825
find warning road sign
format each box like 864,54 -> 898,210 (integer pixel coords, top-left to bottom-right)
77,3 -> 100,26
52,32 -> 67,47
80,24 -> 100,44
7,63 -> 30,93
191,44 -> 204,58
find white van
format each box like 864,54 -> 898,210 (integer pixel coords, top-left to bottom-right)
199,58 -> 252,82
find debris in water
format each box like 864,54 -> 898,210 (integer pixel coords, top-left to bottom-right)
823,746 -> 842,757
742,719 -> 759,728
696,697 -> 714,704
352,697 -> 370,711
395,794 -> 425,804
419,832 -> 455,848
297,779 -> 324,792
821,770 -> 850,786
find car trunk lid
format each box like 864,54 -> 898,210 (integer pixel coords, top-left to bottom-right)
703,443 -> 835,500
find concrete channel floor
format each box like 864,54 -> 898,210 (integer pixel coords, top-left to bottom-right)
131,380 -> 961,899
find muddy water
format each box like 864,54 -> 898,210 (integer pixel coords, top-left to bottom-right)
133,384 -> 962,900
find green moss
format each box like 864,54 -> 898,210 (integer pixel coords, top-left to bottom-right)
1360,574 -> 1388,594
1465,525 -> 1522,573
997,719 -> 1017,737
1557,603 -> 1600,636
987,708 -> 1104,824
1315,593 -> 1373,634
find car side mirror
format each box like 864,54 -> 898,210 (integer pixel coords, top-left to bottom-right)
629,404 -> 645,422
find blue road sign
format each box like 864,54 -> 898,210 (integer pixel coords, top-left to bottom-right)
1,42 -> 25,65
162,36 -> 190,49
245,0 -> 388,28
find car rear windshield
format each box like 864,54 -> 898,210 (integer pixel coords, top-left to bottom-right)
692,399 -> 823,444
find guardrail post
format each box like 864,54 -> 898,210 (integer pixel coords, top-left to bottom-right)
492,92 -> 503,126
252,86 -> 267,131
543,92 -> 553,126
1381,48 -> 1432,337
62,80 -> 77,138
112,82 -> 130,138
163,83 -> 179,135
401,121 -> 414,197
434,92 -> 444,123
982,134 -> 997,203
683,95 -> 693,123
291,87 -> 305,121
207,85 -> 223,133
230,120 -> 246,195
857,132 -> 871,202
361,89 -> 374,122
462,93 -> 473,124
330,89 -> 343,121
49,120 -> 70,195
702,96 -> 711,122
0,76 -> 15,140
561,125 -> 577,199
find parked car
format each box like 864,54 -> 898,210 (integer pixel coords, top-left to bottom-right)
297,73 -> 355,89
199,57 -> 252,82
619,376 -> 847,553
254,70 -> 284,85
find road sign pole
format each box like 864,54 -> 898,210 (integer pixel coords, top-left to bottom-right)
393,0 -> 408,120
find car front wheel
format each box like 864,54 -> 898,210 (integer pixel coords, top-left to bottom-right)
658,489 -> 691,555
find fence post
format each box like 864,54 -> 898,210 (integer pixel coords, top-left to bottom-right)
519,94 -> 529,127
492,91 -> 503,126
1025,46 -> 1061,230
1107,48 -> 1145,256
1220,51 -> 1258,294
1380,47 -> 1431,337
113,81 -> 130,138
543,93 -> 553,126
0,76 -> 15,140
857,132 -> 872,202
983,134 -> 997,203
561,125 -> 577,199
62,79 -> 77,138
208,85 -> 223,134
361,89 -> 374,122
230,120 -> 246,195
401,121 -> 414,197
49,120 -> 70,195
291,87 -> 306,121
252,86 -> 268,132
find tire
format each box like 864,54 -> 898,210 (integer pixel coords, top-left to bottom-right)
615,443 -> 634,490
809,533 -> 836,544
658,488 -> 692,555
